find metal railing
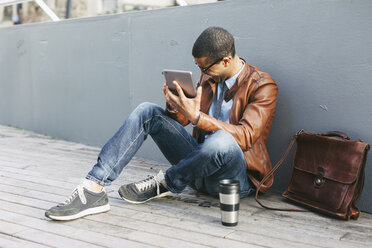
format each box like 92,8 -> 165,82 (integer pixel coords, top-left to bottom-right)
0,0 -> 60,21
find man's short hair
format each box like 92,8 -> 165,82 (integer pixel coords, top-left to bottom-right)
192,27 -> 236,63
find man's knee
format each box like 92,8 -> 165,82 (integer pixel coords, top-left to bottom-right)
132,102 -> 163,117
135,102 -> 160,112
203,130 -> 238,154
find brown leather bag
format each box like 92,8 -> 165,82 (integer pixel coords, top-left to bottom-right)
256,130 -> 370,220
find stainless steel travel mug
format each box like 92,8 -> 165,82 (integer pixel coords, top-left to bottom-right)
219,179 -> 240,226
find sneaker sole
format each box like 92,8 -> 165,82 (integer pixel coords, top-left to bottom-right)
46,203 -> 110,221
119,191 -> 171,204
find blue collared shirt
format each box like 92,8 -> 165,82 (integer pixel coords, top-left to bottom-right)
207,60 -> 245,123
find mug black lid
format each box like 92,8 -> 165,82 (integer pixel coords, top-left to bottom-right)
219,179 -> 240,186
219,179 -> 240,194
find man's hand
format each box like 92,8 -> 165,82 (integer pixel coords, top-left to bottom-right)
163,81 -> 202,124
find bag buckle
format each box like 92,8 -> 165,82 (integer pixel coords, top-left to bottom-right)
314,167 -> 325,188
295,129 -> 304,138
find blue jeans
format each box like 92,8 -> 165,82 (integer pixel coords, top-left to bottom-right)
86,102 -> 255,198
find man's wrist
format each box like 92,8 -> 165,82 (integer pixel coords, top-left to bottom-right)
191,112 -> 201,127
166,103 -> 178,113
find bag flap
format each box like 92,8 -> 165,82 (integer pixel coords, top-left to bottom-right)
294,132 -> 369,184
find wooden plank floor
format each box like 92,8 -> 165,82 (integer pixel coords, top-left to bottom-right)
0,124 -> 372,248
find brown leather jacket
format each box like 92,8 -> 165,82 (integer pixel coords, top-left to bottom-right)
166,59 -> 278,193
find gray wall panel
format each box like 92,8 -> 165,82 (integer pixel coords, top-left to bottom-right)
1,0 -> 372,212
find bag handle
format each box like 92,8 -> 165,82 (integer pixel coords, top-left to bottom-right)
255,130 -> 307,212
319,131 -> 351,140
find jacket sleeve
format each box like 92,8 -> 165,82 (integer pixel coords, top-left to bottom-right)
195,80 -> 278,151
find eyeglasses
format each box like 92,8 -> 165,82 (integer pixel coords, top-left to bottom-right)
197,58 -> 223,73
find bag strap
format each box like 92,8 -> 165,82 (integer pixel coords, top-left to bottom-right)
255,130 -> 308,212
319,131 -> 351,140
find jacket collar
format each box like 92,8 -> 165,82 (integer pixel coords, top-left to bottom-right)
225,58 -> 251,101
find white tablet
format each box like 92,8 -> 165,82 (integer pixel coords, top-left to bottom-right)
162,69 -> 196,98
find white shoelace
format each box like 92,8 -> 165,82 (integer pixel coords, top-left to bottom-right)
135,170 -> 164,195
63,184 -> 87,205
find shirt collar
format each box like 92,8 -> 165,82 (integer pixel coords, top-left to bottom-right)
224,59 -> 245,89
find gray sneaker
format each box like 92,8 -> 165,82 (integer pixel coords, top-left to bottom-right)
45,183 -> 110,221
118,170 -> 170,204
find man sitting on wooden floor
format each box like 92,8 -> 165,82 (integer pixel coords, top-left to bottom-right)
45,27 -> 278,221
